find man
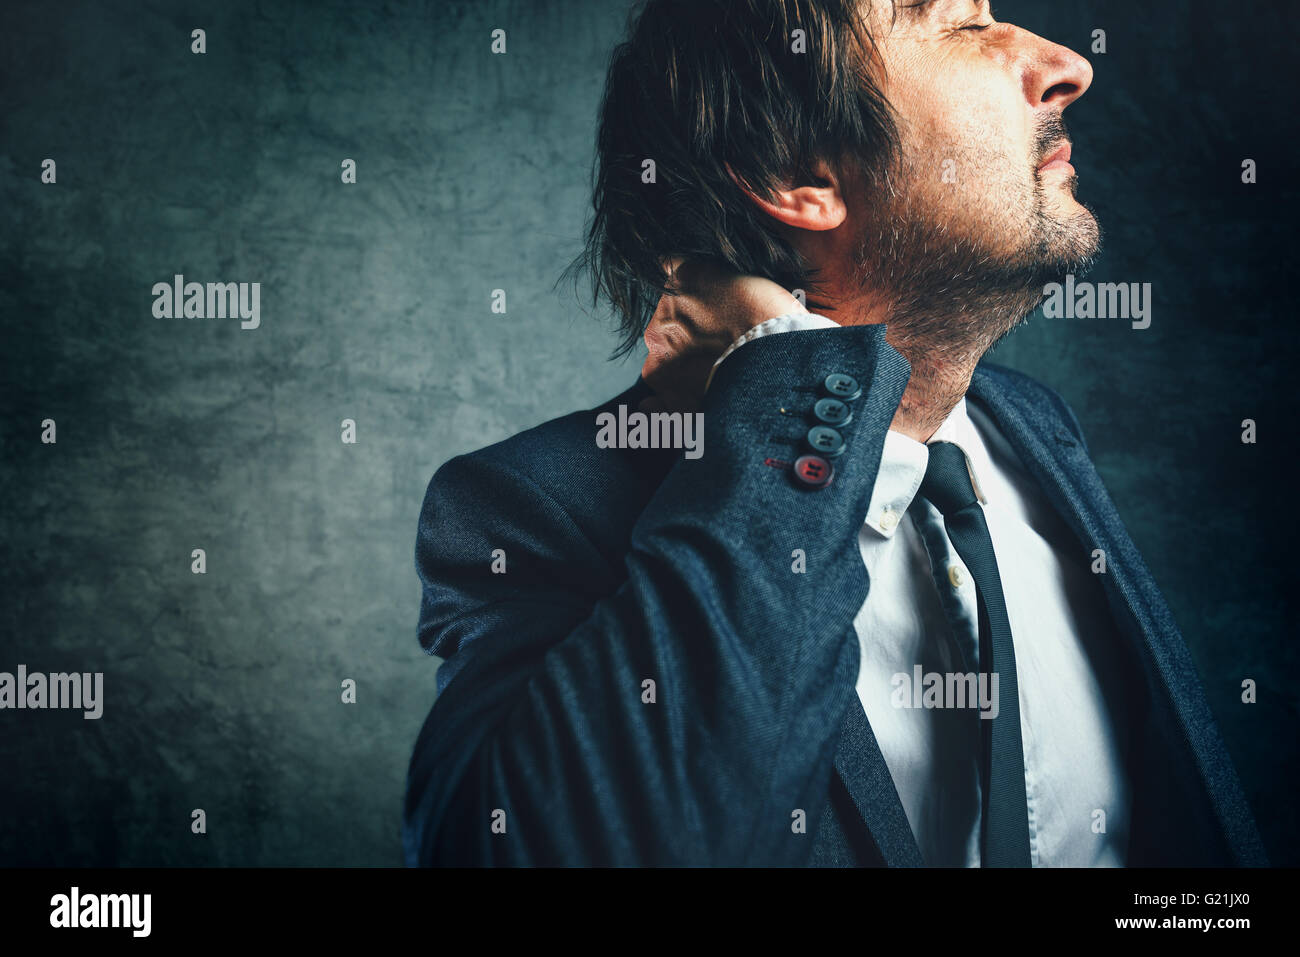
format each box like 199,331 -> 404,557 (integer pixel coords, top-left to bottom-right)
403,0 -> 1266,866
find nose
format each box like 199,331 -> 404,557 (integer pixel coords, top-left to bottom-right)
1021,32 -> 1093,111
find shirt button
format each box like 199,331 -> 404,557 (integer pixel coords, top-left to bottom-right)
823,373 -> 862,401
792,454 -> 834,488
878,508 -> 899,531
813,397 -> 852,426
948,564 -> 967,588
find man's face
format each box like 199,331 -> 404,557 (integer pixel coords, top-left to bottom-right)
849,0 -> 1100,356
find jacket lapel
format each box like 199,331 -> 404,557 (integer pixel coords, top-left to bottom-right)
834,697 -> 926,865
965,364 -> 1267,865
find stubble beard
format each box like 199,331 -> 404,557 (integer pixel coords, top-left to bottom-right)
848,119 -> 1101,430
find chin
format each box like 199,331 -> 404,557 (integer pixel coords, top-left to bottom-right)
1041,192 -> 1101,261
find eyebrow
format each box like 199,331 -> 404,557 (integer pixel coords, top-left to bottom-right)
896,0 -> 986,22
895,0 -> 938,17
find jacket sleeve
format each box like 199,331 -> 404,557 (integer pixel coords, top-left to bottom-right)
403,323 -> 909,865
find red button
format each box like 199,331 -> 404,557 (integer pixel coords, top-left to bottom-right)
793,454 -> 833,488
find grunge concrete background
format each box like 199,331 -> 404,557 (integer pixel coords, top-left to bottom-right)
0,0 -> 1295,865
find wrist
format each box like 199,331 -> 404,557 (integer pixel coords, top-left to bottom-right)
705,312 -> 840,392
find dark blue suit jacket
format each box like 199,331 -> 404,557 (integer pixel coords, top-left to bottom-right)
403,323 -> 1267,866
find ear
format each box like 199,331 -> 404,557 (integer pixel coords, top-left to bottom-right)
725,158 -> 847,232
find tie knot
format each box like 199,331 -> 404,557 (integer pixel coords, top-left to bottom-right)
919,441 -> 979,516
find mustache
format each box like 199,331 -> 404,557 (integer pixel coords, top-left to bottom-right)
1034,113 -> 1070,164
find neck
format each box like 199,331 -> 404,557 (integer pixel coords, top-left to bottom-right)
886,342 -> 976,442
809,291 -> 986,443
807,274 -> 1039,442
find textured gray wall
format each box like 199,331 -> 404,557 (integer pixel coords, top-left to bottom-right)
1,0 -> 1295,865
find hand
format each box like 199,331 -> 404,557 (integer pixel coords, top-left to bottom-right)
639,259 -> 807,413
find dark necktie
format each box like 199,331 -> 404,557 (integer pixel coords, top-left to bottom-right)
919,440 -> 1032,867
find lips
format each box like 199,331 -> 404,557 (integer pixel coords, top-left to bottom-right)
1038,141 -> 1073,172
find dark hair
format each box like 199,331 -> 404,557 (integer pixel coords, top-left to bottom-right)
570,0 -> 901,359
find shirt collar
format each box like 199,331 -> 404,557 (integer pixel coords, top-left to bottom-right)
863,397 -> 990,538
927,396 -> 990,506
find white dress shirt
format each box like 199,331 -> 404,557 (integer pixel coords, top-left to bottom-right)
714,314 -> 1133,866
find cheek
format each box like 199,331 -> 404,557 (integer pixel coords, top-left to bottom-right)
894,51 -> 1014,159
922,86 -> 1029,201
884,44 -> 1035,221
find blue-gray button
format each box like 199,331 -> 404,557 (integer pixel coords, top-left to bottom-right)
806,425 -> 845,457
824,373 -> 861,401
813,397 -> 852,426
